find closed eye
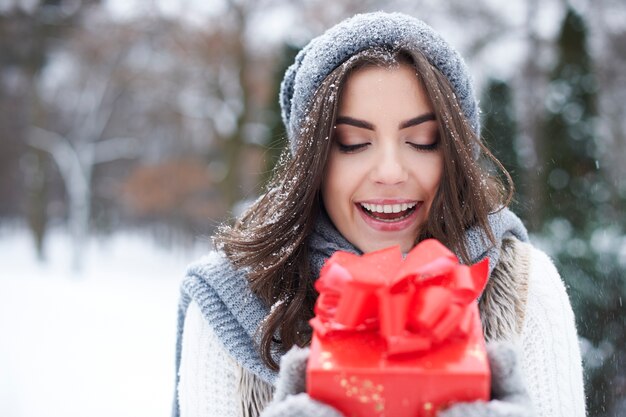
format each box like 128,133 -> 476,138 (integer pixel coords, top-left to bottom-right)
408,142 -> 439,151
407,136 -> 440,152
338,143 -> 370,153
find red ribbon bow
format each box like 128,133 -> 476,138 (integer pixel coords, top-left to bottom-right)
310,239 -> 489,356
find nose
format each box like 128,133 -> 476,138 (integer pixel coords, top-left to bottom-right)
369,146 -> 408,185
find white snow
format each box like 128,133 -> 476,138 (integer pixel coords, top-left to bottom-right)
0,226 -> 208,417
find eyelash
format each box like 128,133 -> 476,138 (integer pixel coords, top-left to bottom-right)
408,141 -> 440,152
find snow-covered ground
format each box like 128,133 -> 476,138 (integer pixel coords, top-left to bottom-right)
0,227 -> 208,417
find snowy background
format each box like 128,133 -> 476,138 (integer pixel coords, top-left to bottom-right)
0,227 -> 206,417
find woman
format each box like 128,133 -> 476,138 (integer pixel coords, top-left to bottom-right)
172,12 -> 585,417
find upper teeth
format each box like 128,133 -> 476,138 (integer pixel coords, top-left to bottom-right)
360,202 -> 417,213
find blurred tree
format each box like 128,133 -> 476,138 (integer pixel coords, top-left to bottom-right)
509,0 -> 551,233
481,78 -> 525,217
586,1 -> 626,211
159,0 -> 281,214
121,157 -> 225,232
537,8 -> 624,416
28,19 -> 140,271
261,42 -> 299,186
24,150 -> 49,261
219,2 -> 253,210
539,7 -> 600,230
0,0 -> 100,259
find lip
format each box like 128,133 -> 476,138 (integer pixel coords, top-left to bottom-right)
355,201 -> 422,232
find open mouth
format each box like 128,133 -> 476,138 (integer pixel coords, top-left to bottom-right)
359,202 -> 418,222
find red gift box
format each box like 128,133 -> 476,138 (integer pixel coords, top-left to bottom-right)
306,239 -> 491,417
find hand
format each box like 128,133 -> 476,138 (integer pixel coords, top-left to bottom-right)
260,346 -> 344,417
438,341 -> 536,417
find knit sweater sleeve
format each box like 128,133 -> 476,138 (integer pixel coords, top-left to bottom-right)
178,300 -> 240,417
520,246 -> 586,417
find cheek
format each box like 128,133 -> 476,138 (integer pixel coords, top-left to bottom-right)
418,155 -> 444,195
322,153 -> 364,226
322,158 -> 337,195
323,153 -> 356,195
321,156 -> 344,210
430,158 -> 444,191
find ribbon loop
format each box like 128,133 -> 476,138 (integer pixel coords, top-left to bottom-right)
312,239 -> 489,356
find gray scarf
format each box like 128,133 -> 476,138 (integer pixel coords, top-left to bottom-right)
172,208 -> 528,417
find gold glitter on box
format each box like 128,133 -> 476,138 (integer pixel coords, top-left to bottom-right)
338,376 -> 385,411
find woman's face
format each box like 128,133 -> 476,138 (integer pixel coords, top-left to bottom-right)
322,63 -> 443,253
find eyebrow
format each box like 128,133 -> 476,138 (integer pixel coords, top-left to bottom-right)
399,113 -> 437,129
335,116 -> 374,130
335,113 -> 437,131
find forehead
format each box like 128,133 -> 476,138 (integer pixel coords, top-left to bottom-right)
338,64 -> 432,119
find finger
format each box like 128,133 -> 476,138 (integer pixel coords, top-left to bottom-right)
486,342 -> 527,401
273,346 -> 310,401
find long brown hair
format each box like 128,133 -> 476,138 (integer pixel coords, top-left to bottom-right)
214,46 -> 512,370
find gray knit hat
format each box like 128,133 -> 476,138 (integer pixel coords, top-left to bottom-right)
279,11 -> 480,154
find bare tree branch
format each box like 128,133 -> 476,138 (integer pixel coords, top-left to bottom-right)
92,136 -> 140,164
27,126 -> 86,193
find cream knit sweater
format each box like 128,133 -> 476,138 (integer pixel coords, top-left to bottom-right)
177,244 -> 586,417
